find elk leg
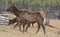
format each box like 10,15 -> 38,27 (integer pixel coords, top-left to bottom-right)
41,24 -> 46,34
32,23 -> 34,27
36,23 -> 40,33
31,22 -> 35,27
19,23 -> 22,32
23,24 -> 26,32
25,23 -> 30,32
36,16 -> 42,33
13,22 -> 18,29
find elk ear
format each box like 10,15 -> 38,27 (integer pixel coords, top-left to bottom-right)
12,3 -> 16,6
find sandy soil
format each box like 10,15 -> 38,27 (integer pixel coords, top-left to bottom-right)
0,19 -> 60,37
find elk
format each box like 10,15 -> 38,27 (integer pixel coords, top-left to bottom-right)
9,17 -> 35,32
9,17 -> 34,27
7,4 -> 57,34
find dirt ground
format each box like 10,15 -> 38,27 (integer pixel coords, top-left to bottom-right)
0,19 -> 60,37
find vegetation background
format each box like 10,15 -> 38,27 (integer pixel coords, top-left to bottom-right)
0,0 -> 60,14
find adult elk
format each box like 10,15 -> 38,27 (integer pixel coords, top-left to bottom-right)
7,4 -> 57,34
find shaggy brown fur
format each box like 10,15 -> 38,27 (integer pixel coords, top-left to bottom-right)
7,4 -> 45,34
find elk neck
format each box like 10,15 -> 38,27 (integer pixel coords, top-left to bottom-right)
13,8 -> 22,17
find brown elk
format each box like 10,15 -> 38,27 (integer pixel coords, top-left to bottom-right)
9,17 -> 34,27
7,4 -> 58,34
9,17 -> 35,32
6,4 -> 46,34
9,16 -> 27,32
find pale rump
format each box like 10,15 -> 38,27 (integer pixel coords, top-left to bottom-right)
39,11 -> 46,24
39,11 -> 46,18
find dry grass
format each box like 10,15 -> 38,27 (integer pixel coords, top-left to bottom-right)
0,19 -> 60,37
